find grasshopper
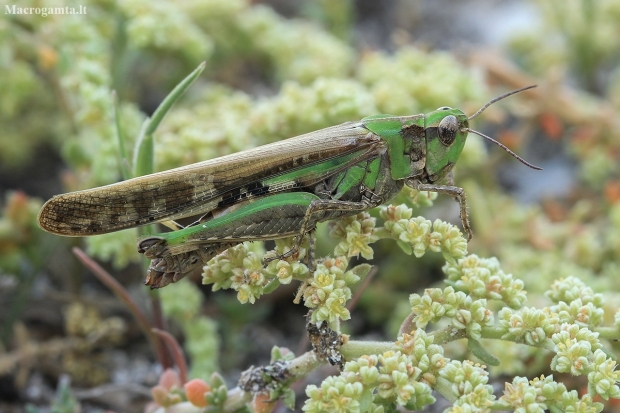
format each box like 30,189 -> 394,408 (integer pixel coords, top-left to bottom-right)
38,86 -> 541,288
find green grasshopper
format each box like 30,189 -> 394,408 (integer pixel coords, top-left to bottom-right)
38,86 -> 541,288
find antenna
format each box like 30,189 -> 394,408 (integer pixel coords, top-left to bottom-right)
468,85 -> 537,121
463,128 -> 542,170
464,85 -> 542,170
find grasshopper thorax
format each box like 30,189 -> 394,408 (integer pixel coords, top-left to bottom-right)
423,107 -> 469,182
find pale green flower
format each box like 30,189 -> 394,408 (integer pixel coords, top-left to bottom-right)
330,212 -> 378,259
587,349 -> 620,400
303,257 -> 368,323
304,376 -> 364,413
444,254 -> 527,308
551,299 -> 604,327
546,276 -> 605,307
498,307 -> 559,345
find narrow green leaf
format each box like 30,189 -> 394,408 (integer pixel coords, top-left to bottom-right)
598,345 -> 616,360
359,389 -> 373,412
264,278 -> 281,294
468,337 -> 500,366
396,239 -> 412,255
209,372 -> 226,388
51,378 -> 78,413
132,119 -> 154,178
350,263 -> 372,280
146,61 -> 206,135
132,61 -> 206,179
282,388 -> 296,410
270,346 -> 284,363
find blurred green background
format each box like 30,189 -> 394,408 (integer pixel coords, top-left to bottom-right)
2,0 -> 620,411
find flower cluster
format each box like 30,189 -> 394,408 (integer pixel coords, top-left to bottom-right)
239,5 -> 354,84
550,324 -> 620,399
588,349 -> 620,400
443,254 -> 527,308
357,47 -> 484,115
201,243 -> 266,304
263,237 -> 311,285
409,287 -> 493,340
200,239 -> 373,324
441,360 -> 495,412
303,257 -> 371,323
329,212 -> 378,260
551,299 -> 605,327
546,276 -> 605,307
499,375 -> 603,413
403,188 -> 438,208
374,351 -> 435,408
498,307 -> 559,346
304,375 -> 365,413
304,330 -> 439,413
251,78 -> 377,144
154,86 -> 254,170
379,204 -> 468,261
201,238 -> 311,304
305,330 -> 501,412
119,0 -> 213,61
196,195 -> 471,324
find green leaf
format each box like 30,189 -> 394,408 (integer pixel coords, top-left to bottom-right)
282,388 -> 296,410
468,338 -> 500,366
396,240 -> 412,255
51,379 -> 78,413
133,118 -> 154,178
210,371 -> 226,388
359,389 -> 373,412
350,263 -> 373,280
132,61 -> 206,178
147,61 -> 206,135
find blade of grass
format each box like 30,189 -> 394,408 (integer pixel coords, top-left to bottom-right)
132,61 -> 206,178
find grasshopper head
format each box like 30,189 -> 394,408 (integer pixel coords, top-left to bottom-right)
423,86 -> 543,182
424,107 -> 469,182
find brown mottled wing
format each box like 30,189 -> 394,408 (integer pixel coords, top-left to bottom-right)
38,122 -> 384,236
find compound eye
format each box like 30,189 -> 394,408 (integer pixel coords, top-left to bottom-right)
437,106 -> 452,111
438,115 -> 459,146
